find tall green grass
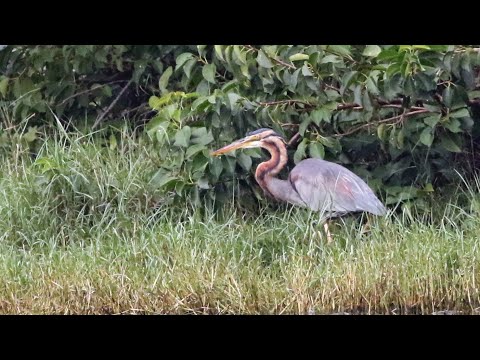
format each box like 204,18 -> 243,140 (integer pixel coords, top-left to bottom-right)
0,127 -> 479,314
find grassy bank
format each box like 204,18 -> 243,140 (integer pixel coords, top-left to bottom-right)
0,130 -> 479,314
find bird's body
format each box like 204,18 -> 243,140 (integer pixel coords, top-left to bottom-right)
211,128 -> 387,241
264,158 -> 386,219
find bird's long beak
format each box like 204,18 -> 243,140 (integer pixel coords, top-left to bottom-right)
210,137 -> 255,156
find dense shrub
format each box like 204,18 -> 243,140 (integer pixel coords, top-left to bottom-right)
1,45 -> 480,211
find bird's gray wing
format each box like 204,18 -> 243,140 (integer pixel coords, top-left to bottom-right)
288,158 -> 386,217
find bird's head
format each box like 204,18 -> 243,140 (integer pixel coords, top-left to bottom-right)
210,128 -> 285,156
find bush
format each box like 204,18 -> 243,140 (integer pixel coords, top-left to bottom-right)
2,45 -> 480,211
145,45 -> 480,211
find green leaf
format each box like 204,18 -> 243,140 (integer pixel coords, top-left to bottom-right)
13,77 -> 34,98
301,64 -> 313,77
293,139 -> 307,164
0,77 -> 9,97
311,108 -> 330,125
327,45 -> 351,57
146,116 -> 169,136
191,97 -> 210,112
202,63 -> 216,84
183,58 -> 196,78
443,118 -> 462,133
191,127 -> 214,145
309,142 -> 325,159
377,123 -> 386,141
148,95 -> 160,110
414,72 -> 435,91
238,153 -> 252,171
363,45 -> 382,57
461,117 -> 474,130
227,93 -> 242,114
175,52 -> 194,71
340,71 -> 357,95
420,127 -> 434,146
284,68 -> 300,90
423,114 -> 441,127
132,60 -> 147,83
412,45 -> 431,50
102,85 -> 112,97
353,85 -> 362,106
174,126 -> 191,148
366,76 -> 379,95
214,45 -> 225,61
257,50 -> 274,68
377,47 -> 400,61
386,63 -> 401,78
109,133 -> 117,150
23,126 -> 37,143
150,169 -> 176,189
191,154 -> 209,173
443,86 -> 453,107
460,52 -> 471,72
197,177 -> 210,190
209,157 -> 223,178
197,45 -> 207,56
363,92 -> 373,111
222,156 -> 236,174
233,45 -> 247,65
424,183 -> 434,192
320,54 -> 341,64
299,117 -> 311,136
440,134 -> 462,153
240,64 -> 250,79
289,53 -> 309,62
186,144 -> 206,158
429,45 -> 449,52
221,80 -> 238,92
207,94 -> 216,104
397,129 -> 405,148
159,66 -> 173,94
450,108 -> 470,118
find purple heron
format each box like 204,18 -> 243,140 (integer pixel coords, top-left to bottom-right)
211,128 -> 387,242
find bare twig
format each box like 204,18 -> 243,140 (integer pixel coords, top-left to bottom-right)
336,103 -> 424,111
256,99 -> 313,108
333,109 -> 431,137
323,83 -> 341,92
93,79 -> 133,129
59,80 -> 128,106
287,132 -> 301,147
280,123 -> 299,128
337,103 -> 363,110
120,103 -> 148,117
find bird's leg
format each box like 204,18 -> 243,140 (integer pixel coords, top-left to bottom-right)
310,220 -> 323,242
324,220 -> 333,244
361,221 -> 370,235
360,215 -> 371,237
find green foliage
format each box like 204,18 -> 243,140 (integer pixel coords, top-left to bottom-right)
2,45 -> 480,211
0,45 -> 196,127
144,45 -> 480,210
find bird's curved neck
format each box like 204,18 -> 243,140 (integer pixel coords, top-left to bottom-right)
255,137 -> 288,196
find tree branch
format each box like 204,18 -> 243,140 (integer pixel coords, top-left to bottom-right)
59,80 -> 128,106
256,99 -> 314,108
287,132 -> 301,147
93,79 -> 133,129
332,109 -> 431,138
